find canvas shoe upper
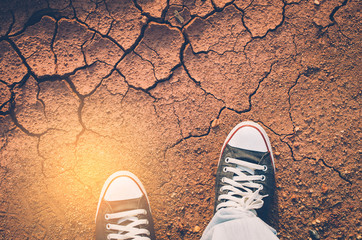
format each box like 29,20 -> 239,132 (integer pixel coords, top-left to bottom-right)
214,121 -> 276,221
95,171 -> 156,240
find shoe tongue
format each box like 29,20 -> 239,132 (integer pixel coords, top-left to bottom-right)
226,144 -> 269,176
237,165 -> 254,175
107,197 -> 142,213
227,144 -> 267,164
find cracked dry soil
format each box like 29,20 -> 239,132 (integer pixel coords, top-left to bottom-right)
0,0 -> 361,239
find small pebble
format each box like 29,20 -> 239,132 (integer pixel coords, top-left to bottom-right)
321,183 -> 328,194
311,218 -> 321,225
309,229 -> 320,239
211,119 -> 220,128
193,226 -> 200,232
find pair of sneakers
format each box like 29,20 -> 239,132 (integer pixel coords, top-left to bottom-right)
95,121 -> 276,240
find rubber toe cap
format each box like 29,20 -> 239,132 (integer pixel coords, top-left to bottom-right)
228,125 -> 268,152
104,177 -> 143,201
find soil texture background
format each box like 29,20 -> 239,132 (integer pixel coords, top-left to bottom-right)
0,0 -> 361,239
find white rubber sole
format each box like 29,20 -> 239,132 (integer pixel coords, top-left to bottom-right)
95,171 -> 151,222
218,121 -> 276,172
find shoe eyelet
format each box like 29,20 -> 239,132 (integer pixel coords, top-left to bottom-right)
225,157 -> 230,163
223,167 -> 228,172
105,214 -> 109,220
259,185 -> 264,190
221,177 -> 226,183
106,223 -> 111,230
263,165 -> 268,171
261,175 -> 266,181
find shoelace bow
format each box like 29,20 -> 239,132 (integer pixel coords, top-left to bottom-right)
105,209 -> 151,240
216,157 -> 268,212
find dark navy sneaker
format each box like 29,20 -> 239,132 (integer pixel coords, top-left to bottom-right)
214,121 -> 276,221
95,171 -> 156,240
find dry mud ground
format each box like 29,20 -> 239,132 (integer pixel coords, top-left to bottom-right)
0,0 -> 361,239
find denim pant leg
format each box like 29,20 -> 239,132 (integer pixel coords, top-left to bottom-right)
200,208 -> 279,240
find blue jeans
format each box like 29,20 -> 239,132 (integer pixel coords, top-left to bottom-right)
201,208 -> 279,240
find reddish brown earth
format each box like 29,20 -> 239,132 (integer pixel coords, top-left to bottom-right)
0,0 -> 361,239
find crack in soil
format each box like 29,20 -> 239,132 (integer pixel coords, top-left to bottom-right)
319,158 -> 352,185
328,0 -> 349,27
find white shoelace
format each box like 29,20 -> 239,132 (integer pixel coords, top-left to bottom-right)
105,209 -> 151,240
216,157 -> 268,212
